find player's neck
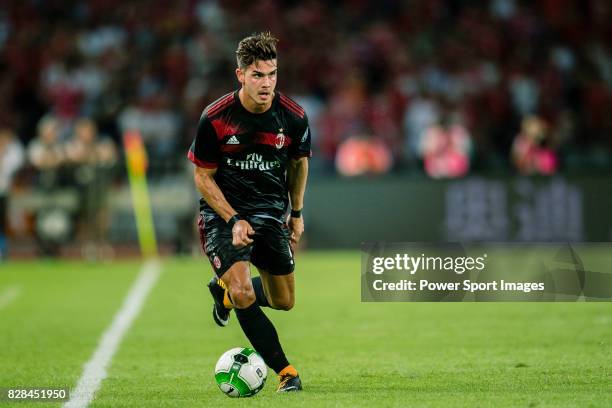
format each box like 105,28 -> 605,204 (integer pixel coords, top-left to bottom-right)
239,88 -> 273,114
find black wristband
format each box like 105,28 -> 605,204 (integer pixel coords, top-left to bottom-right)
290,209 -> 302,218
227,214 -> 243,229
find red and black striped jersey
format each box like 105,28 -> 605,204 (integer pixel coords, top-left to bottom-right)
188,90 -> 311,222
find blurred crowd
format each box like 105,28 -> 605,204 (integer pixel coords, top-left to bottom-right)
1,0 -> 611,256
1,0 -> 611,179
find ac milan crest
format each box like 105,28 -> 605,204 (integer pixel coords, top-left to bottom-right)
275,128 -> 285,149
212,255 -> 221,269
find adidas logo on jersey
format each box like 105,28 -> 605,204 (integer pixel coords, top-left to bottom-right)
226,135 -> 240,145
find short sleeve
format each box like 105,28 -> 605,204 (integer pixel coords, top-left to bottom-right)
289,115 -> 312,159
188,114 -> 220,168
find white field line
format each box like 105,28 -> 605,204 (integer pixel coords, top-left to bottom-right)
63,259 -> 162,408
0,285 -> 21,310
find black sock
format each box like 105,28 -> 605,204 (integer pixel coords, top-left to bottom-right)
252,276 -> 270,307
235,302 -> 289,373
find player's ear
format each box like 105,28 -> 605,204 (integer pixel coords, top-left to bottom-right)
235,68 -> 245,85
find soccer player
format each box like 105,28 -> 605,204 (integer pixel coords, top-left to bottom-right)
188,32 -> 310,392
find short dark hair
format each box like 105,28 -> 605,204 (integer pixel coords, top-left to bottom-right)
236,32 -> 278,69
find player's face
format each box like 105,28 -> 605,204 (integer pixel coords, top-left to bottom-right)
237,59 -> 277,109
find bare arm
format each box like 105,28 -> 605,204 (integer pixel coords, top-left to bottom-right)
194,166 -> 237,222
286,157 -> 309,246
194,166 -> 253,247
287,157 -> 308,211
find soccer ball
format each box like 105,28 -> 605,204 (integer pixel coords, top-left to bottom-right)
214,347 -> 267,397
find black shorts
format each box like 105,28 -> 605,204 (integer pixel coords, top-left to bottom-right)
198,214 -> 295,277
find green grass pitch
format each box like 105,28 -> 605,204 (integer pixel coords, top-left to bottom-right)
1,252 -> 611,407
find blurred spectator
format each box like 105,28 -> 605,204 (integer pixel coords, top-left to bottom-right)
27,115 -> 66,189
335,135 -> 392,177
118,92 -> 182,169
403,89 -> 440,162
65,118 -> 117,258
511,115 -> 558,175
421,113 -> 472,179
27,115 -> 70,256
318,72 -> 368,165
0,127 -> 25,259
65,118 -> 117,173
509,72 -> 539,117
41,55 -> 85,124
